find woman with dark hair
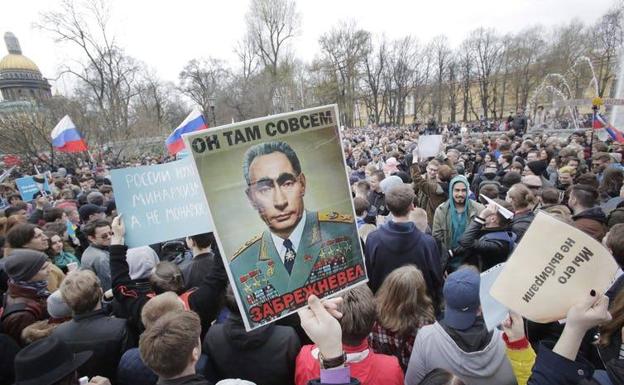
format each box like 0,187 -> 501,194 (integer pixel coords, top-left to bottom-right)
369,265 -> 435,371
6,224 -> 65,291
43,231 -> 79,274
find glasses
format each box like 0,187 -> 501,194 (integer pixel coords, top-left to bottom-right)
97,231 -> 114,240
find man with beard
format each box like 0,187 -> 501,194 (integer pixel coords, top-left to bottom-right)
432,175 -> 484,272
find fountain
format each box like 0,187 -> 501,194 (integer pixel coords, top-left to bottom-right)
526,55 -> 622,132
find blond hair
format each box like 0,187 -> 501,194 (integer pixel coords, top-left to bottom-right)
60,270 -> 102,315
141,292 -> 185,329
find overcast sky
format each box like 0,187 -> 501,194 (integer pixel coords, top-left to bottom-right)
0,0 -> 617,93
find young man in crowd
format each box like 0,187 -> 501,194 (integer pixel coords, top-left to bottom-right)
80,219 -> 113,291
367,170 -> 389,218
365,184 -> 442,306
52,270 -> 132,382
568,184 -> 608,242
433,175 -> 484,271
405,268 -> 516,385
295,285 -> 403,385
180,232 -> 219,290
139,310 -> 211,385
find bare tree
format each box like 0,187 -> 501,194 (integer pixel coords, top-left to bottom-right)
361,35 -> 387,125
246,0 -> 300,106
466,28 -> 502,120
319,21 -> 370,127
178,58 -> 230,123
36,0 -> 141,156
429,35 -> 452,123
591,5 -> 624,97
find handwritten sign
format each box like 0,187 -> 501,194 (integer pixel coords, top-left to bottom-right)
490,212 -> 618,323
15,175 -> 51,201
110,157 -> 213,247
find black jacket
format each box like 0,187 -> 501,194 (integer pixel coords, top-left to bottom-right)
110,244 -> 228,336
157,374 -> 214,385
511,210 -> 535,241
179,252 -> 217,291
365,221 -> 443,306
204,315 -> 300,385
456,218 -> 515,271
51,308 -> 133,382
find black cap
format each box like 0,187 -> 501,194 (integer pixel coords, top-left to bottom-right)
78,203 -> 105,222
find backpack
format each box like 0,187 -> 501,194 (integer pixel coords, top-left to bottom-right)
480,230 -> 517,251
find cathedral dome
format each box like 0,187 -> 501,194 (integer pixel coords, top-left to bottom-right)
0,53 -> 41,73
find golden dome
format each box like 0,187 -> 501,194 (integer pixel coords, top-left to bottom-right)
0,54 -> 41,73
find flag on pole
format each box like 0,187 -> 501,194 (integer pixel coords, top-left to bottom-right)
51,115 -> 89,152
592,112 -> 624,144
166,109 -> 208,155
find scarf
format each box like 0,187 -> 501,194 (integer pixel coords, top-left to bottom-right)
12,279 -> 51,298
449,176 -> 470,249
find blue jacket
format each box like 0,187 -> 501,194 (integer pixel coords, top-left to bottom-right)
527,344 -> 592,385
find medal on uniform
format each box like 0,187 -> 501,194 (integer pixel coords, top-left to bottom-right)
285,249 -> 296,264
266,260 -> 275,277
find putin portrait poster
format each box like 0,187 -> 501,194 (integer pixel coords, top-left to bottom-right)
183,105 -> 367,330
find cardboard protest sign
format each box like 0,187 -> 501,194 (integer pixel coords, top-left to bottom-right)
479,263 -> 508,331
184,105 -> 367,331
110,157 -> 213,247
490,211 -> 618,323
16,175 -> 51,201
480,195 -> 514,219
418,135 -> 443,159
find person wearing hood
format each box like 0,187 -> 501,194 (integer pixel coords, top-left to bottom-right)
405,268 -> 516,385
365,184 -> 442,307
432,175 -> 484,271
205,286 -> 300,385
569,184 -> 608,242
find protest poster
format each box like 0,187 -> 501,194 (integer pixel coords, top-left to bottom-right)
15,175 -> 51,201
184,104 -> 367,331
418,135 -> 443,159
490,211 -> 618,323
110,157 -> 213,248
479,263 -> 508,331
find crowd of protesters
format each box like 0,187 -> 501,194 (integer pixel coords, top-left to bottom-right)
0,119 -> 623,385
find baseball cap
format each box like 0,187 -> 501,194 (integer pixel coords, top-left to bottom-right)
443,268 -> 481,330
78,204 -> 105,222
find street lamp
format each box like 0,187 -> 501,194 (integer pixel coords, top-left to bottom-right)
208,97 -> 216,126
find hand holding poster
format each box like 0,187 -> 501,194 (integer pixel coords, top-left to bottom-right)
110,157 -> 213,247
183,105 -> 367,331
490,212 -> 618,323
16,175 -> 51,201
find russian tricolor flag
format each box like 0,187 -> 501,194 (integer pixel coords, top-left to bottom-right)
51,115 -> 89,153
166,109 -> 208,155
593,112 -> 624,144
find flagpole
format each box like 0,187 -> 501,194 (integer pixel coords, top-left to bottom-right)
589,104 -> 598,171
